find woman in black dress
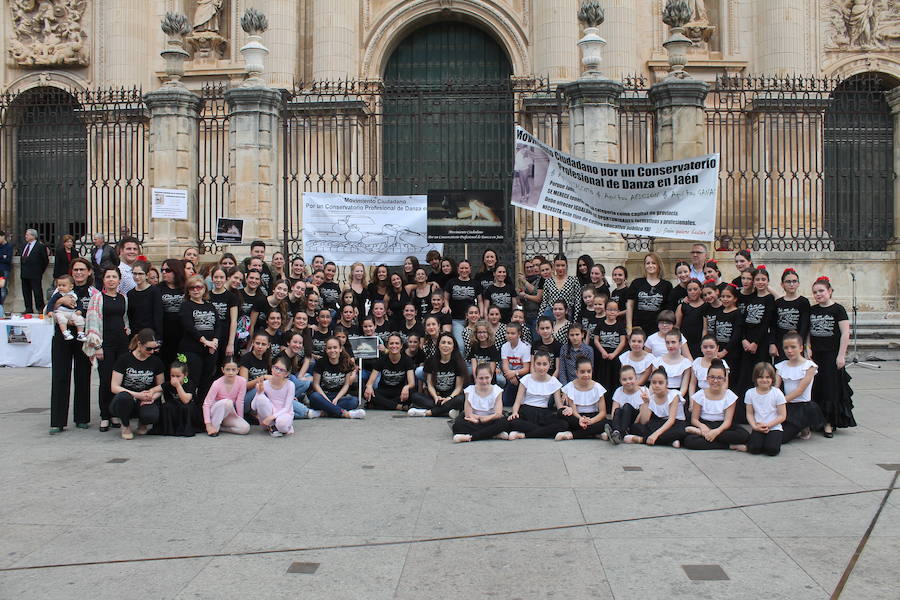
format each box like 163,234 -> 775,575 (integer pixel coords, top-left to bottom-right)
608,265 -> 631,317
386,272 -> 411,324
676,278 -> 707,360
49,257 -> 95,433
809,277 -> 854,437
157,258 -> 186,368
52,234 -> 78,280
627,253 -> 672,336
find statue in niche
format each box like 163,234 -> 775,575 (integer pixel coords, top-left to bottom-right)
186,0 -> 228,64
7,0 -> 90,67
828,0 -> 900,50
682,0 -> 716,51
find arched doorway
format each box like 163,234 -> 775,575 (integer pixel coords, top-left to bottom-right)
382,20 -> 514,259
824,73 -> 895,251
6,87 -> 87,251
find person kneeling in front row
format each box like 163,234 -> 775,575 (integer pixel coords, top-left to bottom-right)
108,329 -> 164,440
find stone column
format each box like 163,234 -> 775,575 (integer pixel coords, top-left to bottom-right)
266,0 -> 302,88
598,0 -> 640,82
224,86 -> 283,249
755,0 -> 808,76
648,79 -> 709,161
143,87 -> 202,259
561,79 -> 630,256
887,88 -> 900,251
532,0 -> 580,83
312,0 -> 359,80
104,0 -> 152,88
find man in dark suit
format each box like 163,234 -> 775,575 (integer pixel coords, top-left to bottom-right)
20,228 -> 49,313
90,233 -> 119,285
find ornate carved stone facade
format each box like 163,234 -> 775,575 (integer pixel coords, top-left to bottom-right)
6,0 -> 89,67
826,0 -> 900,50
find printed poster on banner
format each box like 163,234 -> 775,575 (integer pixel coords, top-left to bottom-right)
426,189 -> 505,242
302,193 -> 443,266
511,126 -> 719,241
150,188 -> 188,220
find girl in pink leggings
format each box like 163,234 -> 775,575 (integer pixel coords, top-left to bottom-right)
203,359 -> 250,436
251,355 -> 295,437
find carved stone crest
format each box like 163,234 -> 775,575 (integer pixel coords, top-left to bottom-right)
7,0 -> 89,67
826,0 -> 900,50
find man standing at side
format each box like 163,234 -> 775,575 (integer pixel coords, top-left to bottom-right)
91,233 -> 119,285
689,243 -> 708,282
20,228 -> 49,313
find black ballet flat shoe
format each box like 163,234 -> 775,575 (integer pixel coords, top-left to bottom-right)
99,420 -> 110,432
110,421 -> 121,429
824,430 -> 834,438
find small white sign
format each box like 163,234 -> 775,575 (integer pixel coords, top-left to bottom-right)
151,188 -> 188,220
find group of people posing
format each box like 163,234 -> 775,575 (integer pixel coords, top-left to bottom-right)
45,240 -> 854,455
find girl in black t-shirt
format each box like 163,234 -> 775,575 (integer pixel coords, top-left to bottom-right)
409,333 -> 468,418
209,266 -> 238,364
667,262 -> 691,312
467,321 -> 502,384
157,258 -> 186,368
109,329 -> 165,440
364,334 -> 415,411
608,265 -> 631,318
309,336 -> 364,419
737,267 -> 776,409
444,259 -> 478,338
770,268 -> 810,362
593,302 -> 627,411
424,291 -> 453,333
714,285 -> 744,393
676,279 -> 707,360
386,273 -> 411,324
627,253 -> 672,336
239,332 -> 271,417
157,359 -> 202,437
809,277 -> 854,436
480,265 -> 515,323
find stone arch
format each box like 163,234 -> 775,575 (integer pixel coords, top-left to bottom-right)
823,55 -> 900,85
361,0 -> 530,80
2,71 -> 89,98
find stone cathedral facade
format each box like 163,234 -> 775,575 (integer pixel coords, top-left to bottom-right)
1,0 -> 899,309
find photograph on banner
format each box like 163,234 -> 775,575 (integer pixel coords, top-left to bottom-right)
349,336 -> 379,360
511,126 -> 719,241
426,189 -> 505,242
302,192 -> 443,265
7,325 -> 30,344
216,218 -> 244,244
150,188 -> 188,220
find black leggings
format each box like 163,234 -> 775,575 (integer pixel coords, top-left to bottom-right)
558,409 -> 608,439
507,404 -> 568,438
183,349 -> 217,401
452,415 -> 510,440
683,418 -> 749,450
109,392 -> 160,428
410,392 -> 465,417
610,403 -> 640,435
97,341 -> 128,420
748,429 -> 782,456
369,388 -> 408,411
631,415 -> 686,446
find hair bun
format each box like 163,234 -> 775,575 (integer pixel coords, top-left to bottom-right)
782,267 -> 796,274
816,275 -> 830,282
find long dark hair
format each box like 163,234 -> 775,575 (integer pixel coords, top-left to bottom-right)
576,254 -> 594,285
424,332 -> 469,385
161,258 -> 186,289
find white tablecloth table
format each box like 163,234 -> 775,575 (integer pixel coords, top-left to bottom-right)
0,317 -> 53,367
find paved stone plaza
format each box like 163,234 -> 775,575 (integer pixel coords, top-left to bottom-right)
0,364 -> 897,599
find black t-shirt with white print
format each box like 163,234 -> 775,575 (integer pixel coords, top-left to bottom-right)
315,359 -> 351,393
809,303 -> 848,353
426,358 -> 464,396
375,354 -> 413,391
239,352 -> 270,382
114,352 -> 164,393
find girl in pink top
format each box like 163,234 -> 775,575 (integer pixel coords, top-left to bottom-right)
203,358 -> 250,436
251,355 -> 295,437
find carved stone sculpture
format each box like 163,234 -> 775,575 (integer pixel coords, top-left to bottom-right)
827,0 -> 900,49
7,0 -> 90,67
683,0 -> 716,50
186,0 -> 227,64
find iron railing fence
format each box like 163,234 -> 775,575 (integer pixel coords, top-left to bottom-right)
0,86 -> 147,255
197,83 -> 230,254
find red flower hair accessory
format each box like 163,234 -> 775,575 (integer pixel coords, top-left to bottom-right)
756,264 -> 767,271
815,276 -> 830,283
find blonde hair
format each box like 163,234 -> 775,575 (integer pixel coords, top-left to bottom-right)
184,275 -> 209,301
349,261 -> 367,286
643,252 -> 664,279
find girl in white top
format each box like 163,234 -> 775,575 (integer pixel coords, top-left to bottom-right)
604,364 -> 647,445
775,331 -> 823,442
507,351 -> 567,440
651,327 -> 693,400
745,362 -> 787,456
644,310 -> 692,359
451,363 -> 510,443
690,334 -> 731,395
627,367 -> 687,447
251,355 -> 296,437
619,328 -> 654,386
683,360 -> 749,451
555,357 -> 607,441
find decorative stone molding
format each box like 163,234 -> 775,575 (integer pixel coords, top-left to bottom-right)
7,0 -> 89,67
826,0 -> 900,50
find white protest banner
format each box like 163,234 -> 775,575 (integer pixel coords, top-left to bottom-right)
302,193 -> 443,265
511,126 -> 719,241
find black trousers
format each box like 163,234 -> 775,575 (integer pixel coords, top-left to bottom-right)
49,333 -> 92,427
631,415 -> 686,446
452,415 -> 510,440
610,403 -> 640,435
160,316 -> 182,370
683,418 -> 750,450
109,392 -> 160,428
558,409 -> 608,439
507,404 -> 568,438
411,392 -> 465,417
20,276 -> 44,313
370,388 -> 408,410
97,340 -> 128,420
748,429 -> 782,456
183,349 -> 217,401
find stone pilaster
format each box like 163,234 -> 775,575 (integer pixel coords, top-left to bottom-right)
143,86 -> 201,260
531,0 -> 580,83
886,88 -> 900,251
755,0 -> 808,75
598,0 -> 640,82
104,0 -> 152,88
560,78 -> 629,256
312,0 -> 359,80
266,0 -> 302,88
224,86 -> 283,250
